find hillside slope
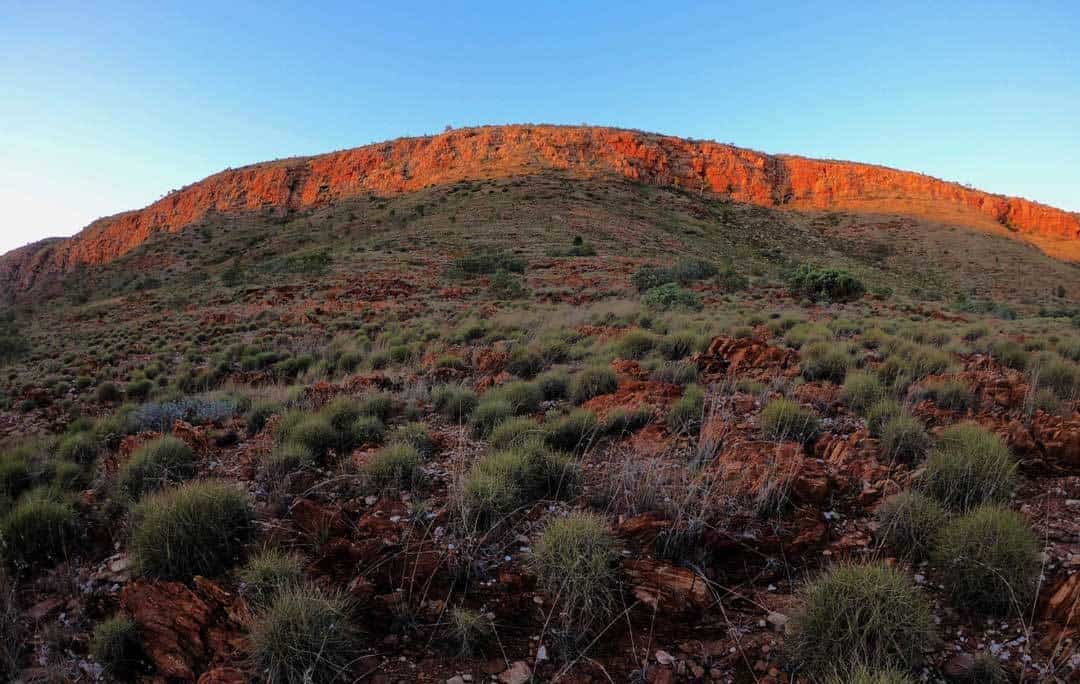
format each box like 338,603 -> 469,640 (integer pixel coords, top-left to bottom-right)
3,124 -> 1078,294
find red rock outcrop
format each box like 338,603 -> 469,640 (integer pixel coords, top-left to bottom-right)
4,124 -> 1079,292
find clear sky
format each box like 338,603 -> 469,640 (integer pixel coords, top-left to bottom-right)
2,1 -> 1078,255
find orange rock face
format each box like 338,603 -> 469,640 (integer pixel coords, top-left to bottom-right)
3,124 -> 1078,291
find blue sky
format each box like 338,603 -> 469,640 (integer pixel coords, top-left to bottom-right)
2,1 -> 1077,254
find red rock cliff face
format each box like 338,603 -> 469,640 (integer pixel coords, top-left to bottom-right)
3,125 -> 1078,292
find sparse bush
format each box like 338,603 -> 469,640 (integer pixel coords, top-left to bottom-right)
131,480 -> 254,580
787,264 -> 865,302
97,382 -> 123,404
875,491 -> 945,561
570,366 -> 618,404
118,436 -> 195,499
878,345 -> 951,387
56,432 -> 99,464
238,548 -> 304,607
544,409 -> 599,452
532,512 -> 619,635
920,424 -> 1017,511
391,422 -> 434,457
461,442 -> 579,527
260,444 -> 314,480
658,332 -> 700,360
486,381 -> 544,415
506,347 -> 545,378
841,372 -> 884,414
630,264 -> 674,292
603,406 -> 653,435
0,496 -> 76,566
672,257 -> 718,284
933,505 -> 1040,615
451,250 -> 525,276
351,415 -> 386,447
879,414 -> 930,463
865,399 -> 905,437
989,339 -> 1027,369
918,379 -> 974,411
1033,354 -> 1080,398
433,385 -> 478,423
824,666 -> 916,684
785,322 -> 831,348
470,399 -> 514,438
246,400 -> 279,437
364,443 -> 423,490
447,607 -> 491,657
667,384 -> 705,435
249,584 -> 360,684
90,617 -> 143,680
615,330 -> 655,359
536,370 -> 570,400
801,342 -> 853,383
651,360 -> 698,385
488,416 -> 541,449
789,562 -> 935,673
760,399 -> 820,443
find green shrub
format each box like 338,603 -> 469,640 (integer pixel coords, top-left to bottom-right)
0,451 -> 30,499
246,401 -> 279,437
238,548 -> 304,607
391,422 -> 434,457
488,416 -> 541,449
118,436 -> 196,499
878,346 -> 951,387
789,563 -> 935,673
667,384 -> 705,435
486,381 -> 544,415
614,330 -> 655,359
918,380 -> 974,411
433,385 -> 478,423
760,399 -> 820,443
90,617 -> 143,679
841,372 -> 884,414
260,444 -> 314,480
470,399 -> 514,438
865,399 -> 905,437
56,432 -> 99,464
506,347 -> 545,378
785,323 -> 831,349
451,250 -> 525,276
0,496 -> 76,566
787,264 -> 865,302
658,332 -> 700,360
879,414 -> 930,463
126,379 -> 154,401
933,505 -> 1040,615
357,392 -> 395,421
801,342 -> 853,383
1033,354 -> 1080,398
875,491 -> 945,561
532,513 -> 618,634
672,257 -> 718,284
97,382 -> 123,404
989,339 -> 1028,369
570,366 -> 618,404
920,424 -> 1017,511
642,283 -> 702,310
651,360 -> 698,385
131,480 -> 255,580
321,397 -> 362,435
630,264 -> 674,292
603,406 -> 653,435
364,444 -> 423,490
249,584 -> 359,684
544,409 -> 599,452
461,442 -> 579,528
352,415 -> 386,447
536,370 -> 570,400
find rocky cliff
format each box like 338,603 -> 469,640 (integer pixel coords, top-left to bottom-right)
4,124 -> 1078,292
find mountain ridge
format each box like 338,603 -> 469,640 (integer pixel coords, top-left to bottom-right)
4,124 -> 1078,293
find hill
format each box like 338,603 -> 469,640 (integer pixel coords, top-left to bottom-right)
3,124 -> 1079,298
